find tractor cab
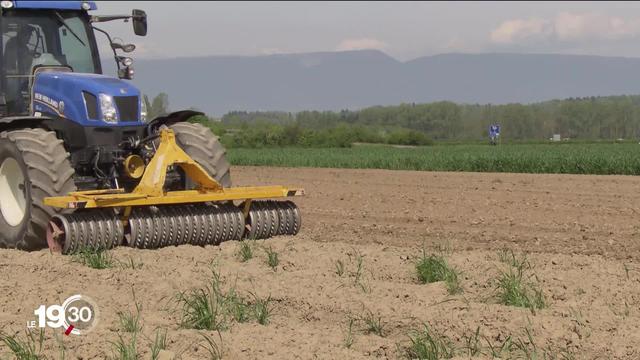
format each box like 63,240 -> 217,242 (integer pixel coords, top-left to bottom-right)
2,7 -> 100,114
0,1 -> 146,117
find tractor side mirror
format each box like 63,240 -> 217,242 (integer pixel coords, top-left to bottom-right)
132,9 -> 147,36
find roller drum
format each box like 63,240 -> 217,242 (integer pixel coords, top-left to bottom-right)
246,201 -> 265,240
221,204 -> 236,243
284,200 -> 302,235
266,201 -> 281,238
244,200 -> 301,240
150,210 -> 164,249
260,202 -> 276,239
167,206 -> 184,246
230,204 -> 246,241
245,204 -> 259,240
127,204 -> 244,248
156,208 -> 172,248
184,206 -> 198,245
47,210 -> 124,255
192,210 -> 207,246
211,210 -> 223,245
259,201 -> 270,239
275,201 -> 291,236
128,209 -> 152,248
218,207 -> 231,243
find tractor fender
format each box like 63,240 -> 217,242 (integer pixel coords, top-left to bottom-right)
0,116 -> 56,133
146,110 -> 204,135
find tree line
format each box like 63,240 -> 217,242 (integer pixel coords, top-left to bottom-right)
145,93 -> 640,147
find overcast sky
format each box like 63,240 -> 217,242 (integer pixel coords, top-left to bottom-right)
94,1 -> 640,61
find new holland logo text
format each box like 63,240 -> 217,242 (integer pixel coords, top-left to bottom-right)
34,92 -> 60,110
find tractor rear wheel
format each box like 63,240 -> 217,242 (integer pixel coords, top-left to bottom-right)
170,122 -> 232,188
0,128 -> 76,250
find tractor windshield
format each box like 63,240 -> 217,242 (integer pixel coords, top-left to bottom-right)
1,9 -> 101,114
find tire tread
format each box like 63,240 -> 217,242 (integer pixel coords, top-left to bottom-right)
0,128 -> 76,250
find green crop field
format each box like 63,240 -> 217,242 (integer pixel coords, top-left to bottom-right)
227,142 -> 640,175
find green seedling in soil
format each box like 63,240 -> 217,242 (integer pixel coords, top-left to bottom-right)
176,269 -> 228,331
176,267 -> 275,330
484,334 -> 514,358
343,317 -> 356,348
361,309 -> 385,337
416,251 -> 462,295
462,326 -> 482,357
225,289 -> 250,323
497,248 -> 531,269
265,246 -> 279,270
150,328 -> 167,360
250,292 -> 273,325
404,324 -> 455,360
117,305 -> 142,333
176,286 -> 227,330
495,254 -> 546,312
352,253 -> 364,284
119,256 -> 143,270
351,252 -> 372,293
480,325 -> 576,359
198,333 -> 223,360
110,332 -> 138,360
624,263 -> 631,280
237,241 -> 253,262
72,247 -> 114,269
118,290 -> 143,333
0,329 -> 45,360
335,259 -> 345,277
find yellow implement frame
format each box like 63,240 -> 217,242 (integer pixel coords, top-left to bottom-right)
44,129 -> 304,210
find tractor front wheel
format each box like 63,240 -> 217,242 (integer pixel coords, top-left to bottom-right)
0,129 -> 76,250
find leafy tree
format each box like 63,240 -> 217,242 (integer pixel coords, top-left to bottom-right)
149,92 -> 170,119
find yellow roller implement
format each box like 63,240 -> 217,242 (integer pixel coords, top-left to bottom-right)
45,128 -> 304,254
44,129 -> 304,210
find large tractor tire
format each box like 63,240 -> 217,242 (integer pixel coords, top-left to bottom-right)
0,128 -> 76,250
170,122 -> 232,188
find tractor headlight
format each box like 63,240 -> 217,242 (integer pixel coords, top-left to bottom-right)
140,95 -> 148,123
99,93 -> 118,123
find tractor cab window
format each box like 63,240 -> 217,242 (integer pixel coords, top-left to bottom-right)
57,16 -> 95,74
3,23 -> 47,76
1,10 -> 101,115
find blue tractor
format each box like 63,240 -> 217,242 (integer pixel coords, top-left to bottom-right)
0,1 -> 303,252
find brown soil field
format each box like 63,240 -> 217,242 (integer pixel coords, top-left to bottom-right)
1,166 -> 640,359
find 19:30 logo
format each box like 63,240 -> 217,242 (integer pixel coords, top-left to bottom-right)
28,295 -> 99,335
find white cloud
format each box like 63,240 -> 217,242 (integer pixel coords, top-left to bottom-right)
490,17 -> 551,44
336,37 -> 387,51
490,12 -> 640,44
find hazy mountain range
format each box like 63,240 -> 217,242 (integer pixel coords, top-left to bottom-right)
103,50 -> 640,116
